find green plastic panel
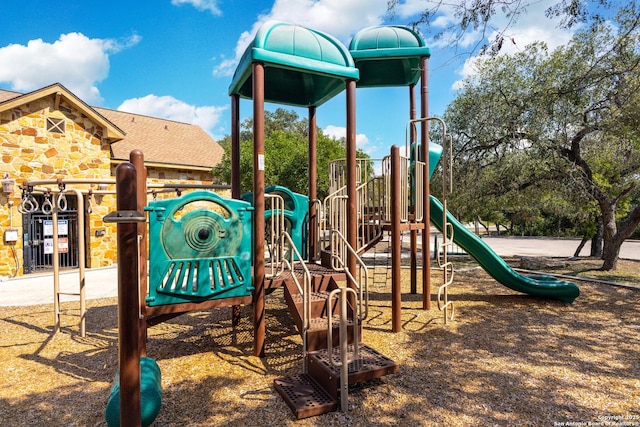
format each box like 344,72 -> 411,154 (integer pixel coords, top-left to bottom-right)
229,21 -> 359,107
242,185 -> 309,260
145,191 -> 254,306
349,26 -> 431,87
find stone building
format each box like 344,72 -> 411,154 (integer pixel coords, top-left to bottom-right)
0,83 -> 225,278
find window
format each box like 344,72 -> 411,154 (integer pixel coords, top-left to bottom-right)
47,117 -> 65,134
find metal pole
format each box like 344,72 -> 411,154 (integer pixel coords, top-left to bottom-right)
391,146 -> 402,332
231,97 -> 242,327
339,288 -> 349,412
231,94 -> 241,199
68,188 -> 86,337
253,62 -> 266,358
308,106 -> 317,261
53,205 -> 60,333
345,80 -> 358,282
409,84 -> 418,295
420,56 -> 431,310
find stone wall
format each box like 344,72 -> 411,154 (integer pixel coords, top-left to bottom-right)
0,96 -> 225,278
0,96 -> 114,277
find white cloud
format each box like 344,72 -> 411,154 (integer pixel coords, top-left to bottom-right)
324,124 -> 369,149
0,32 -> 140,104
213,0 -> 388,76
171,0 -> 222,16
118,94 -> 227,133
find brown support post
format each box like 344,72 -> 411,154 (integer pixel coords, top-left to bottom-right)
252,63 -> 266,357
391,146 -> 402,332
420,56 -> 431,310
230,94 -> 242,328
115,162 -> 141,427
231,94 -> 241,200
409,84 -> 418,295
130,150 -> 148,357
308,106 -> 317,261
345,80 -> 358,280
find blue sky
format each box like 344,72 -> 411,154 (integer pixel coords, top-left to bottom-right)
0,0 -> 579,161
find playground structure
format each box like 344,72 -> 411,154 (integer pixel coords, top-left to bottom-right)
103,21 -> 580,426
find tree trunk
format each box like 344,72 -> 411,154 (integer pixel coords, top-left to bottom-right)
601,203 -> 640,270
574,237 -> 588,258
597,197 -> 618,269
600,237 -> 621,270
590,221 -> 603,257
476,216 -> 489,235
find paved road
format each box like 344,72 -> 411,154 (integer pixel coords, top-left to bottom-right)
1,236 -> 638,306
471,236 -> 640,260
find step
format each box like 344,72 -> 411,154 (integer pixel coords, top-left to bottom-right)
306,316 -> 360,352
289,290 -> 333,318
307,343 -> 399,398
273,373 -> 338,419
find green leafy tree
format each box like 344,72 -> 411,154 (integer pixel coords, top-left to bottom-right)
444,4 -> 640,270
212,108 -> 368,200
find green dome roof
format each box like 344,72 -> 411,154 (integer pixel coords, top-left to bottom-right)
229,21 -> 359,107
349,26 -> 430,87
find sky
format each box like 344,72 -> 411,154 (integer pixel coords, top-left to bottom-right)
0,0 -> 580,161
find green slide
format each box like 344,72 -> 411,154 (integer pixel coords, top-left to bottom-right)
430,196 -> 580,303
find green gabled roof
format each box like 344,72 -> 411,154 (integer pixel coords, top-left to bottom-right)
229,21 -> 359,107
349,26 -> 430,88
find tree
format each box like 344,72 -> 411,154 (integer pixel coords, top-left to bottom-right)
212,108 -> 368,201
387,0 -> 615,56
443,4 -> 640,270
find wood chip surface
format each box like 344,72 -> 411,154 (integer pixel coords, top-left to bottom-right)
1,266 -> 638,426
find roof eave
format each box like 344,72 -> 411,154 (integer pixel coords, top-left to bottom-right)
0,83 -> 125,141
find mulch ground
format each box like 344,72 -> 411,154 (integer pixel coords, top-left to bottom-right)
1,266 -> 638,426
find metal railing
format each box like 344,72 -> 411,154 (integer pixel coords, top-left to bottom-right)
264,194 -> 312,370
382,154 -> 409,222
329,229 -> 369,322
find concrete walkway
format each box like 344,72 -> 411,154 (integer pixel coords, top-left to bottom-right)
1,237 -> 638,307
0,266 -> 118,307
475,236 -> 640,260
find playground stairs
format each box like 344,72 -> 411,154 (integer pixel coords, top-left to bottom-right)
283,274 -> 361,352
274,266 -> 399,419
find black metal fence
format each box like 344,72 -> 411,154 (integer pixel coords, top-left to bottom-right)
23,195 -> 79,273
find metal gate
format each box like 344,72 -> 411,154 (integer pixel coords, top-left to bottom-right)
23,195 -> 79,274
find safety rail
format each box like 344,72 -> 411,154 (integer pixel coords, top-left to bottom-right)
382,154 -> 409,222
414,118 -> 454,324
413,159 -> 425,221
322,175 -> 386,256
310,198 -> 322,261
281,232 -> 312,372
265,193 -> 287,277
329,158 -> 376,195
329,229 -> 369,322
327,286 -> 359,413
356,176 -> 386,252
436,221 -> 455,324
321,185 -> 346,258
264,194 -> 312,370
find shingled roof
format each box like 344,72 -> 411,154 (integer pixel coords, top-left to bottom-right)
0,84 -> 224,170
96,107 -> 224,170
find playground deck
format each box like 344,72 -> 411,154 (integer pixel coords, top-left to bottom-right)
1,262 -> 638,426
